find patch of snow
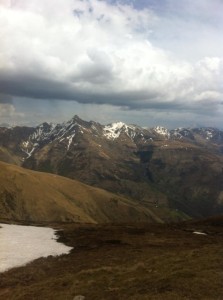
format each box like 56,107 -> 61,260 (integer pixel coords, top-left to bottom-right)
53,122 -> 84,141
21,144 -> 39,158
193,231 -> 207,236
153,126 -> 170,138
103,122 -> 126,139
21,123 -> 57,158
27,146 -> 37,157
67,123 -> 76,131
23,141 -> 29,147
0,223 -> 72,273
171,130 -> 182,138
103,122 -> 138,140
206,130 -> 213,140
30,123 -> 56,142
67,133 -> 75,150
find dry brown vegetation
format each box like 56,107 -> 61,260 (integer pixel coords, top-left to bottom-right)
0,161 -> 170,223
1,219 -> 223,299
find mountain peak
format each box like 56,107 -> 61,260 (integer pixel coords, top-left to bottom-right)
110,121 -> 126,128
103,121 -> 130,140
153,126 -> 170,137
71,115 -> 83,122
37,122 -> 54,130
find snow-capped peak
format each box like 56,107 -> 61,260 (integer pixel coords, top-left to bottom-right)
153,126 -> 170,138
103,122 -> 127,139
109,122 -> 126,129
103,122 -> 139,140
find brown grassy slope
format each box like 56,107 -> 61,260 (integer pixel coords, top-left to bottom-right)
0,147 -> 20,165
0,161 -> 165,223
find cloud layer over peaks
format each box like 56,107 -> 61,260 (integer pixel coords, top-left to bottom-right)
0,0 -> 222,120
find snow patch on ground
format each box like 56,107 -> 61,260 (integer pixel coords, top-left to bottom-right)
193,231 -> 207,236
0,223 -> 72,273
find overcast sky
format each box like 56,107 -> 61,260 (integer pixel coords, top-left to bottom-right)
0,0 -> 222,128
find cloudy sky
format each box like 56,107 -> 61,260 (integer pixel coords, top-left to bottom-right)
0,0 -> 223,128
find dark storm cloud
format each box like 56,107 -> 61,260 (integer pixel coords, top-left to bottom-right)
0,0 -> 223,122
0,70 -> 73,100
0,66 -> 222,116
0,93 -> 13,104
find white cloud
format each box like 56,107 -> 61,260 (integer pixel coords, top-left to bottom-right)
0,0 -> 222,120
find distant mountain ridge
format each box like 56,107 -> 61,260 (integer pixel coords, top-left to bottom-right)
4,115 -> 223,160
27,119 -> 223,147
1,115 -> 223,220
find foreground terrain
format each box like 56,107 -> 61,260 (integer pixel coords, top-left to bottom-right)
1,218 -> 223,299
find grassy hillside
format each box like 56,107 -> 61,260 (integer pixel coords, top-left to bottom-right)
0,161 -> 178,223
0,147 -> 20,165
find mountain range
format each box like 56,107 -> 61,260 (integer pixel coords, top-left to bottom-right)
1,115 -> 223,221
